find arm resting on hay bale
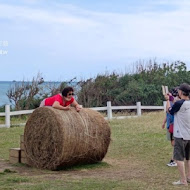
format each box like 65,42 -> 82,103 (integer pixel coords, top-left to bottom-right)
52,100 -> 82,111
52,101 -> 70,110
71,99 -> 82,112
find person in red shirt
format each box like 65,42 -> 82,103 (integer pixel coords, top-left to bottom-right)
40,86 -> 82,111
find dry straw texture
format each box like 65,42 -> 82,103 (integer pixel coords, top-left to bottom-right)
24,107 -> 111,170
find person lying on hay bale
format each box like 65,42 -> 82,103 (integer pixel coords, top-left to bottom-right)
40,86 -> 82,111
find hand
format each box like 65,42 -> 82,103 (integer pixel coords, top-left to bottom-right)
162,124 -> 165,129
164,94 -> 169,101
64,105 -> 70,110
76,105 -> 82,112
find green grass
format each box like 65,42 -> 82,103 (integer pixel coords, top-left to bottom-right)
0,111 -> 186,190
0,175 -> 140,190
0,126 -> 24,160
0,115 -> 29,125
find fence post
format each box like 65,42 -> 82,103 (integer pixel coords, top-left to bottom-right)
107,101 -> 112,120
137,102 -> 141,116
5,104 -> 11,128
163,101 -> 167,112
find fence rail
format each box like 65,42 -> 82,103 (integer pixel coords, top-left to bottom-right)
0,101 -> 167,128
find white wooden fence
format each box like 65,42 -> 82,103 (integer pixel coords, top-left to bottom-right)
0,101 -> 167,128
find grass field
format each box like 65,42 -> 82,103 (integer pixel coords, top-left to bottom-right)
0,111 -> 187,190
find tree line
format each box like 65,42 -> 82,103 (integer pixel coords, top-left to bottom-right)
4,60 -> 190,111
77,61 -> 190,107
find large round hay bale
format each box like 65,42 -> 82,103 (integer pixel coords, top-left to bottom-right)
24,107 -> 111,170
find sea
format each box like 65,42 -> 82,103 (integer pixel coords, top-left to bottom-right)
0,81 -> 12,106
0,81 -> 63,106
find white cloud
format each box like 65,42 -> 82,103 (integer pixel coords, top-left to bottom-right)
0,1 -> 190,80
0,4 -> 99,27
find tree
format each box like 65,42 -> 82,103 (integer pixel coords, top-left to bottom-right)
7,73 -> 43,110
77,60 -> 190,107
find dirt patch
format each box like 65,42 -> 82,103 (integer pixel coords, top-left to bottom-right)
0,157 -> 148,181
0,159 -> 17,173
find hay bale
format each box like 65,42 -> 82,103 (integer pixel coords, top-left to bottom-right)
24,107 -> 111,170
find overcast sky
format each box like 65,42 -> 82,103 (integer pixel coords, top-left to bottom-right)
0,0 -> 190,81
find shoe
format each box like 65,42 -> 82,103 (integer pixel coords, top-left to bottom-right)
172,180 -> 188,186
187,178 -> 190,183
167,160 -> 177,167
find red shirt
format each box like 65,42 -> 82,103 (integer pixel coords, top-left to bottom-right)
45,94 -> 74,107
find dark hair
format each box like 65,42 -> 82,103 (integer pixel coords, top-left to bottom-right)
170,86 -> 179,97
61,86 -> 74,97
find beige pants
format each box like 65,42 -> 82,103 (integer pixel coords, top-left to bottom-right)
39,99 -> 45,107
